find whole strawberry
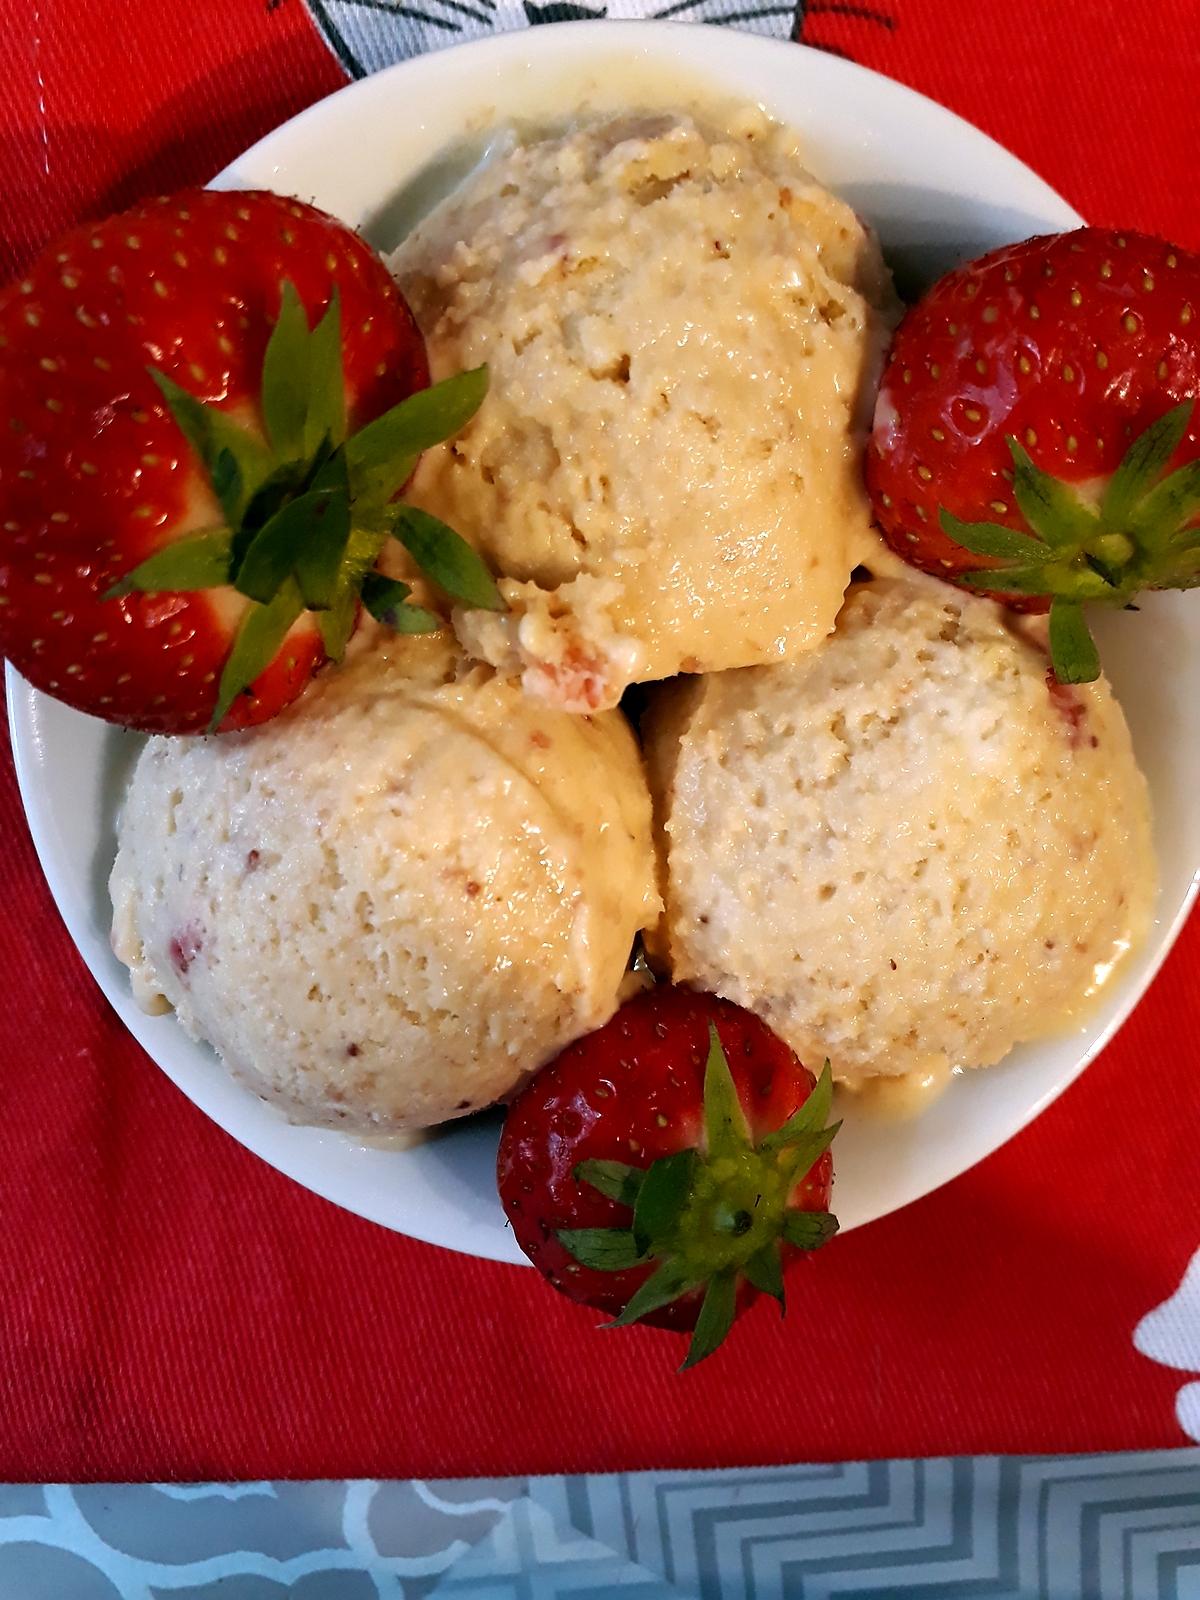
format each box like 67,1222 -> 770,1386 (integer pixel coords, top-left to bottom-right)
867,228 -> 1200,681
0,190 -> 497,733
497,986 -> 838,1369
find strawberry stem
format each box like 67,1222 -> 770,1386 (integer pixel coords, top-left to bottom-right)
564,1033 -> 840,1367
116,293 -> 494,727
1048,599 -> 1100,684
940,402 -> 1200,683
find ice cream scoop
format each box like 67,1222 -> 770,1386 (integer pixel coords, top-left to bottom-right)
644,577 -> 1155,1089
391,109 -> 897,711
110,632 -> 660,1133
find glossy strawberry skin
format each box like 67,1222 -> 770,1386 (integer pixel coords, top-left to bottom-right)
0,190 -> 429,732
867,228 -> 1200,606
497,987 -> 832,1333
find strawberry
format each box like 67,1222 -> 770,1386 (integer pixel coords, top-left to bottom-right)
0,189 -> 499,734
867,228 -> 1200,682
497,986 -> 838,1369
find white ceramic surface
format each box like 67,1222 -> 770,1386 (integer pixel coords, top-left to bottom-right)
8,23 -> 1198,1265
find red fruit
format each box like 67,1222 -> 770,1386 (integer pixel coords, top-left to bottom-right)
497,986 -> 838,1369
867,228 -> 1200,683
0,190 -> 491,734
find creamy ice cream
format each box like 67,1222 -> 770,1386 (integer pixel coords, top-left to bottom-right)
644,577 -> 1155,1088
110,632 -> 660,1133
391,109 -> 897,711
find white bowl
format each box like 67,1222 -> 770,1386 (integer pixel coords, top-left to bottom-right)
8,23 -> 1198,1264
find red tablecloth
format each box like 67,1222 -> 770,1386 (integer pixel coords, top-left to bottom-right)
2,0 -> 1198,1483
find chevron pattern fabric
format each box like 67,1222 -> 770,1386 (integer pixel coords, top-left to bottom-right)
1,1452 -> 1197,1596
511,1453 -> 1200,1598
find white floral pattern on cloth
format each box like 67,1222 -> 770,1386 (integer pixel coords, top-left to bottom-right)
2,1456 -> 1200,1597
1135,1247 -> 1200,1443
304,0 -> 802,79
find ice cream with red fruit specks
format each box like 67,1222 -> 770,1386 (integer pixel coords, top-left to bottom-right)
644,576 -> 1156,1091
109,631 -> 660,1134
391,108 -> 897,711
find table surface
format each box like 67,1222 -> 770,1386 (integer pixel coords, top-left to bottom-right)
1,0 -> 1198,1484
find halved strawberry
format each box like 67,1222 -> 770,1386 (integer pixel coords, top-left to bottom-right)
867,228 -> 1200,681
0,190 -> 499,733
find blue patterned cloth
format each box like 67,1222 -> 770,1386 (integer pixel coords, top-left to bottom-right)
2,1452 -> 1199,1596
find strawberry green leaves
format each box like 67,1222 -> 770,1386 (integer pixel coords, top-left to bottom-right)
293,457 -> 353,612
319,525 -> 389,663
236,485 -> 348,606
260,282 -> 348,462
1102,402 -> 1191,530
1048,598 -> 1101,684
262,283 -> 317,460
939,515 -> 1047,564
346,366 -> 488,504
681,1272 -> 738,1371
360,574 -> 440,634
392,506 -> 504,612
1008,439 -> 1099,549
632,1149 -> 697,1255
212,578 -> 306,731
573,1159 -> 645,1209
106,528 -> 233,598
701,1022 -> 753,1162
940,404 -> 1200,683
782,1211 -> 840,1250
562,1028 -> 840,1371
742,1242 -> 785,1307
759,1060 -> 834,1153
607,1261 -> 702,1331
1131,460 -> 1200,548
117,281 -> 495,729
555,1229 -> 646,1272
149,369 -> 273,527
304,295 -> 348,460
